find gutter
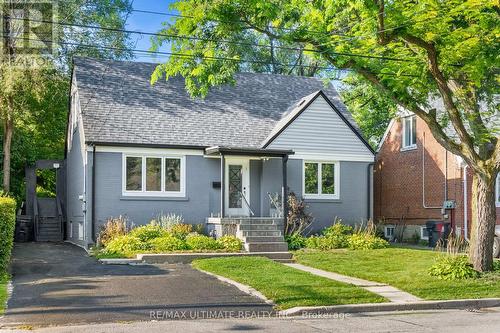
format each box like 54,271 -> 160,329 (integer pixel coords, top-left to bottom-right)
91,144 -> 96,243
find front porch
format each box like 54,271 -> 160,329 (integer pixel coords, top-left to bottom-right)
205,146 -> 294,252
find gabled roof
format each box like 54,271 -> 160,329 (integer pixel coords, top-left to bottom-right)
73,57 -> 363,148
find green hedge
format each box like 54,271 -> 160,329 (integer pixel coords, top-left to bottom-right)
0,197 -> 16,271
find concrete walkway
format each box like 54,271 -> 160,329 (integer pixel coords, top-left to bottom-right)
284,263 -> 421,303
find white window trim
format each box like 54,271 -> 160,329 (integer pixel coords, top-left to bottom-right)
384,225 -> 395,238
496,174 -> 500,207
401,115 -> 417,150
420,226 -> 429,240
122,153 -> 186,197
302,161 -> 340,200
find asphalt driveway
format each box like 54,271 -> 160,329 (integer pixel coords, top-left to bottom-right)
0,243 -> 272,327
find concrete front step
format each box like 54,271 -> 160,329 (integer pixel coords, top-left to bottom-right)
246,242 -> 289,252
244,236 -> 285,243
239,224 -> 282,231
240,230 -> 283,237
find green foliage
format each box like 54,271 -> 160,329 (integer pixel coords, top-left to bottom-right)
429,255 -> 480,280
493,260 -> 500,272
185,234 -> 222,251
322,223 -> 353,237
129,224 -> 168,242
216,236 -> 243,252
285,233 -> 307,250
150,213 -> 185,230
0,198 -> 16,271
149,234 -> 188,252
306,234 -> 349,250
168,223 -> 194,240
103,235 -> 152,257
97,216 -> 129,247
347,233 -> 390,250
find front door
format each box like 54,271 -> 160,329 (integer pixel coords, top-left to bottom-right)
225,158 -> 250,216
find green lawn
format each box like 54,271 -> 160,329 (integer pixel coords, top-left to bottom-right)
294,248 -> 500,300
192,256 -> 385,309
0,272 -> 8,315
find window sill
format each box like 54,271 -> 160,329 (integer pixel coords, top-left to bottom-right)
304,197 -> 341,203
400,145 -> 417,152
120,196 -> 189,201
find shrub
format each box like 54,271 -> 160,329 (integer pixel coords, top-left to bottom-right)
322,222 -> 353,237
97,216 -> 129,247
285,192 -> 313,236
0,197 -> 16,271
347,233 -> 390,250
493,260 -> 500,272
186,234 -> 222,251
149,234 -> 187,252
129,224 -> 168,242
285,233 -> 307,250
305,235 -> 348,250
429,255 -> 479,280
168,223 -> 193,240
217,236 -> 243,252
104,235 -> 152,256
150,213 -> 184,230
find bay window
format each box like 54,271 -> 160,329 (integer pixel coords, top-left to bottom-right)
123,154 -> 185,196
303,161 -> 340,199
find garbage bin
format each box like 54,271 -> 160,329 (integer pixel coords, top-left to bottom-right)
426,220 -> 450,248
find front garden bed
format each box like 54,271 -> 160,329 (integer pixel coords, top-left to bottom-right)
192,256 -> 386,309
294,247 -> 500,300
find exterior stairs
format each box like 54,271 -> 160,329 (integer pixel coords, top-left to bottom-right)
35,197 -> 63,242
236,218 -> 294,263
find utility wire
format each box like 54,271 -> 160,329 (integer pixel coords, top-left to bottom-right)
3,34 -> 421,78
5,16 -> 413,63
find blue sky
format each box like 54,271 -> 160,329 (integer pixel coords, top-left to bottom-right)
125,0 -> 177,63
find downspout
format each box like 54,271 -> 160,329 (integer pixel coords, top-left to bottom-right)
367,162 -> 374,220
422,132 -> 443,209
463,165 -> 469,240
91,144 -> 96,243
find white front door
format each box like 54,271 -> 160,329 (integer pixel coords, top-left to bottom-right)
225,158 -> 250,216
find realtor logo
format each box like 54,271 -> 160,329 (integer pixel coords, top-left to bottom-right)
0,0 -> 57,57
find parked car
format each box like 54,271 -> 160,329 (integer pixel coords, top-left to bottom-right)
494,226 -> 500,258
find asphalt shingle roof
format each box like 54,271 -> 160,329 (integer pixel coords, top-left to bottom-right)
74,57 -> 359,148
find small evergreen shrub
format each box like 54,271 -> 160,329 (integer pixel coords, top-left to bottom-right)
186,234 -> 222,251
97,216 -> 129,247
104,235 -> 153,257
429,255 -> 479,280
0,197 -> 16,271
347,233 -> 390,250
285,233 -> 306,250
216,236 -> 243,252
129,224 -> 168,242
168,223 -> 193,240
149,234 -> 187,252
306,235 -> 349,250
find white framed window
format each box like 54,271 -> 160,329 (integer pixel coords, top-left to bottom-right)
303,161 -> 340,199
384,225 -> 395,238
420,226 -> 429,240
496,173 -> 500,207
402,115 -> 417,150
122,154 -> 186,197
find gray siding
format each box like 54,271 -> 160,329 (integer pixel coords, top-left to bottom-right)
92,153 -> 221,232
65,121 -> 86,246
268,96 -> 373,160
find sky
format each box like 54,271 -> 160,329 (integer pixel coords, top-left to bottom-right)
125,0 -> 177,63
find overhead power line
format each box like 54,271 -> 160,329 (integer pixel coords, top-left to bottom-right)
3,34 -> 421,78
5,16 -> 413,63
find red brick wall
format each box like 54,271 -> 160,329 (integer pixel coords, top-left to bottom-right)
374,117 -> 500,236
374,117 -> 465,231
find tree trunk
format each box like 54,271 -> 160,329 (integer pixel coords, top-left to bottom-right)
2,97 -> 13,192
469,171 -> 497,272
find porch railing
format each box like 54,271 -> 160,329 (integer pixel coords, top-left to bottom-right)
267,192 -> 283,217
238,190 -> 255,216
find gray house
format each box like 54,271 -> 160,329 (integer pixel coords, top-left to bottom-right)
66,57 -> 375,249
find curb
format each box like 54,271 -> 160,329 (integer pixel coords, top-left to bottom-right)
195,268 -> 275,306
279,298 -> 500,316
99,258 -> 145,265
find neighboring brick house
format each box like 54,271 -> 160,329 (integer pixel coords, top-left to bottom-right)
374,113 -> 500,241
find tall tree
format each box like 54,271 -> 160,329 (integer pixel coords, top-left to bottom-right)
0,0 -> 132,198
153,0 -> 499,271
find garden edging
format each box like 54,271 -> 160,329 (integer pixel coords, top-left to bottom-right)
279,298 -> 500,316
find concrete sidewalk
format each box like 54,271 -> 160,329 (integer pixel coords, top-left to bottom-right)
284,263 -> 421,303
